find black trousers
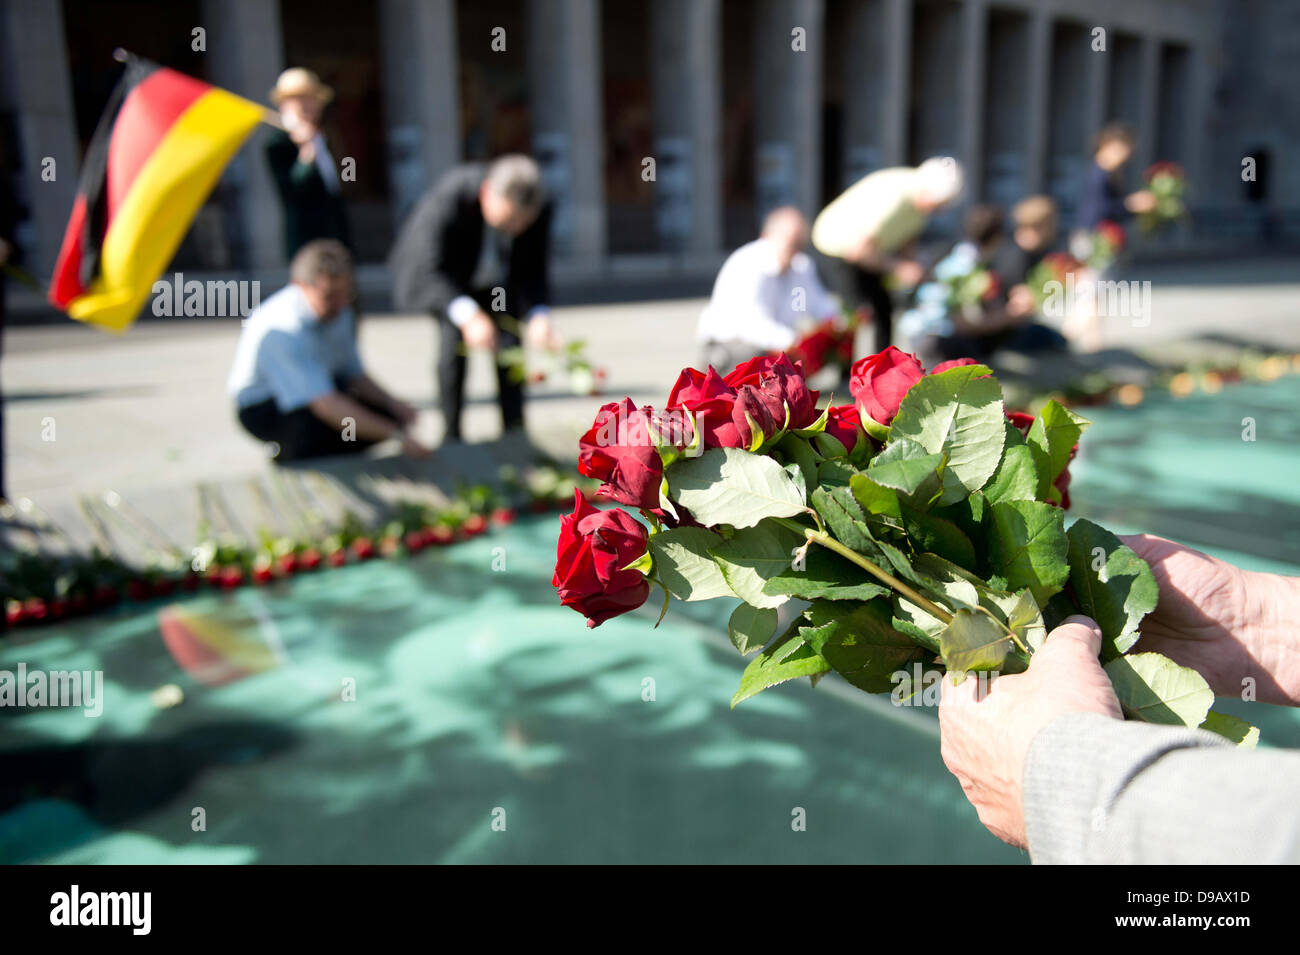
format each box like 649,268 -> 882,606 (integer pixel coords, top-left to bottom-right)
820,255 -> 895,350
236,377 -> 398,463
436,306 -> 523,442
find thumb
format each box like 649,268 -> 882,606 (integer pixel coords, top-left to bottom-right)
1032,615 -> 1104,668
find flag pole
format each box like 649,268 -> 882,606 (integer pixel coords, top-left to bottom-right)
112,47 -> 285,130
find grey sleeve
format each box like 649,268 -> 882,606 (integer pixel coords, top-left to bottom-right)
1022,712 -> 1300,864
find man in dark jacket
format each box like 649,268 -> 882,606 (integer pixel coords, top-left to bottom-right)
265,68 -> 351,260
388,155 -> 555,443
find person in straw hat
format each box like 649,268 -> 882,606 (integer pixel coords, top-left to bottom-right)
265,68 -> 351,260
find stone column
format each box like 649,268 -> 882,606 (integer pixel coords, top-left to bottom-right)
880,0 -> 911,169
0,0 -> 80,278
1023,9 -> 1052,194
840,0 -> 899,184
379,0 -> 461,223
1134,34 -> 1161,174
752,0 -> 824,218
957,0 -> 987,202
651,0 -> 722,255
527,0 -> 605,262
202,0 -> 286,270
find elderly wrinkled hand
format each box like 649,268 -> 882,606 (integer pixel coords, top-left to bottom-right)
938,616 -> 1123,847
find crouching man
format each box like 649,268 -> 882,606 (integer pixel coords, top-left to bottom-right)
228,239 -> 430,462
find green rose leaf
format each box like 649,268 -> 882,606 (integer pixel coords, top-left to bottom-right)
816,458 -> 858,488
728,603 -> 778,655
1026,400 -> 1090,498
799,598 -> 929,693
709,519 -> 805,609
1104,652 -> 1215,727
1066,518 -> 1158,658
811,485 -> 876,553
777,433 -> 820,493
1199,710 -> 1261,748
762,546 -> 892,602
900,504 -> 977,571
939,608 -> 1015,675
647,527 -> 735,601
669,447 -> 806,529
988,499 -> 1070,605
866,441 -> 946,506
731,628 -> 831,707
889,364 -> 1007,505
982,444 -> 1041,505
849,472 -> 903,521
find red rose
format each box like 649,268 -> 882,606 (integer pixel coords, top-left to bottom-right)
724,354 -> 820,446
553,490 -> 651,629
578,398 -> 665,510
823,404 -> 864,455
849,346 -> 926,428
931,357 -> 980,375
666,366 -> 742,449
1005,410 -> 1035,434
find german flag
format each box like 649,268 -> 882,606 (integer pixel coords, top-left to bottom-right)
49,57 -> 265,332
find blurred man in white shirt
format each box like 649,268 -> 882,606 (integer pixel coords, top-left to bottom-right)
697,207 -> 840,371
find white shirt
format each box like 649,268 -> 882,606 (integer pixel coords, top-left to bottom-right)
227,284 -> 364,411
697,238 -> 840,350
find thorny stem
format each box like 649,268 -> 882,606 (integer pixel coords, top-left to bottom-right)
775,517 -> 953,625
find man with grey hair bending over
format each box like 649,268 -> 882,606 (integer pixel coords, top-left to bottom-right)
229,239 -> 430,462
388,154 -> 556,444
813,156 -> 964,349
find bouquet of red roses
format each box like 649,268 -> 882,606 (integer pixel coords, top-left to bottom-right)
1081,219 -> 1125,271
1139,161 -> 1187,233
1025,251 -> 1083,313
553,348 -> 1257,744
786,316 -> 857,377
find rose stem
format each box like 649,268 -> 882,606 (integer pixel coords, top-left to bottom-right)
775,517 -> 954,625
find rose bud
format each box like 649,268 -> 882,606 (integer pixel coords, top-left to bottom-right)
23,598 -> 48,622
327,549 -> 347,567
430,525 -> 455,546
849,346 -> 926,430
299,548 -> 322,570
405,530 -> 428,553
490,507 -> 517,526
252,561 -> 275,586
731,385 -> 783,447
221,566 -> 246,589
823,404 -> 866,455
462,514 -> 488,537
277,553 -> 299,575
351,537 -> 376,560
726,354 -> 820,431
5,601 -> 24,626
553,491 -> 651,628
578,398 -> 665,510
666,366 -> 742,449
931,357 -> 980,375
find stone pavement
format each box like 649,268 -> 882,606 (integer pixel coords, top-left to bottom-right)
3,255 -> 1298,557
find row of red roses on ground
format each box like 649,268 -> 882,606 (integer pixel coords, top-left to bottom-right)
556,347 -> 1075,628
